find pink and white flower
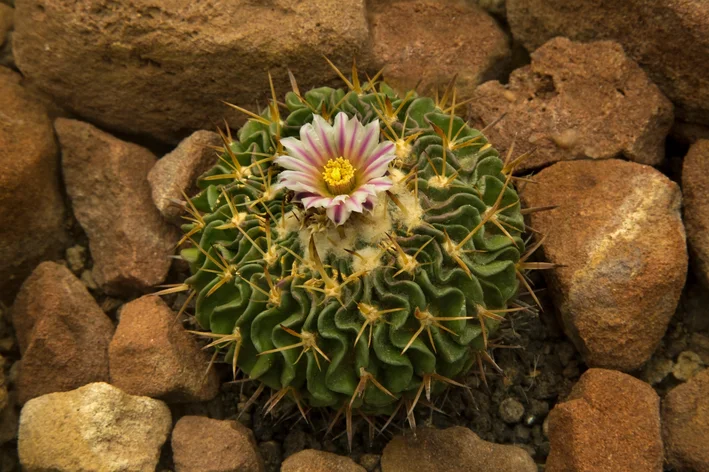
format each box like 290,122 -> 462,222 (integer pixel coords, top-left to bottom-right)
274,112 -> 396,225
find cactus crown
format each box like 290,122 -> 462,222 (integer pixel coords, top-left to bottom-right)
176,63 -> 526,431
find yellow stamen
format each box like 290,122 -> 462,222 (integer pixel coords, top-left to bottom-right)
322,157 -> 356,195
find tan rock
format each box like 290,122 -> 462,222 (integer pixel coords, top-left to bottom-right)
109,295 -> 219,402
172,416 -> 264,472
0,4 -> 12,47
662,368 -> 709,472
520,159 -> 687,371
369,0 -> 510,98
282,449 -> 365,472
381,426 -> 536,472
18,382 -> 171,472
55,118 -> 178,295
148,130 -> 221,223
546,369 -> 663,472
469,37 -> 673,172
12,262 -> 114,404
13,0 -> 372,143
506,0 -> 709,126
682,140 -> 709,287
0,66 -> 67,302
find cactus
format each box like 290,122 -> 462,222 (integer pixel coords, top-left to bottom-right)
169,63 -> 531,436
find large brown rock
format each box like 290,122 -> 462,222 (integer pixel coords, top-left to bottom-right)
546,369 -> 663,472
521,159 -> 687,371
662,368 -> 709,472
282,450 -> 365,472
369,0 -> 510,98
109,295 -> 219,402
381,426 -> 536,472
56,118 -> 178,295
506,0 -> 709,126
0,67 -> 67,302
469,37 -> 673,172
682,140 -> 709,287
0,4 -> 11,47
13,0 -> 372,143
172,416 -> 264,472
12,262 -> 114,404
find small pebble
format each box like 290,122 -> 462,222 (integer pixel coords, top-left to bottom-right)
258,440 -> 282,472
64,245 -> 86,274
359,453 -> 381,471
499,397 -> 525,424
80,269 -> 98,290
672,351 -> 704,381
514,424 -> 531,442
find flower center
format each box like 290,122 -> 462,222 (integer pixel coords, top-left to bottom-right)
322,157 -> 356,195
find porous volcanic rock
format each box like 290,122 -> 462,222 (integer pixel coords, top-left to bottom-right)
469,37 -> 673,172
521,159 -> 687,371
682,139 -> 709,287
282,449 -> 365,472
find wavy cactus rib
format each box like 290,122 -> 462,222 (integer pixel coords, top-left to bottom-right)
177,69 -> 526,419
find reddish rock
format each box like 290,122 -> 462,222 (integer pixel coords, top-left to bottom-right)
55,118 -> 178,295
369,0 -> 510,98
0,67 -> 67,302
662,368 -> 709,472
109,295 -> 219,403
469,37 -> 673,172
521,159 -> 687,371
506,0 -> 709,126
11,262 -> 113,404
381,426 -> 536,472
546,369 -> 662,472
282,450 -> 365,472
682,140 -> 709,287
148,130 -> 221,223
172,416 -> 264,472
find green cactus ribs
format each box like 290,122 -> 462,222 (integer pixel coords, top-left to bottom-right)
164,61 -> 537,440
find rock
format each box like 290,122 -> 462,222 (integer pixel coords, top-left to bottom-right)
148,130 -> 221,223
546,369 -> 662,472
18,382 -> 171,472
469,37 -> 673,172
520,159 -> 687,371
282,449 -> 365,472
506,0 -> 709,126
11,262 -> 114,404
358,454 -> 380,472
475,0 -> 506,17
0,67 -> 67,302
499,397 -> 525,424
672,351 -> 705,382
682,140 -> 709,287
381,426 -> 536,472
13,0 -> 371,143
642,356 -> 674,386
0,4 -> 11,46
109,295 -> 219,402
258,441 -> 282,472
369,1 -> 510,98
64,245 -> 87,274
55,118 -> 178,295
663,368 -> 709,472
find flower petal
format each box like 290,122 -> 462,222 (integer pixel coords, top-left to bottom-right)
280,137 -> 322,169
275,155 -> 320,175
326,201 -> 352,226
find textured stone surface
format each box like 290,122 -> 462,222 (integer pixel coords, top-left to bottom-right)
56,118 -> 178,295
282,449 -> 365,472
683,140 -> 709,287
148,130 -> 221,223
0,4 -> 11,47
663,368 -> 709,472
381,426 -> 536,472
18,382 -> 171,472
12,262 -> 113,404
0,67 -> 67,302
521,159 -> 687,371
546,369 -> 662,472
13,0 -> 372,142
109,295 -> 219,402
369,0 -> 510,98
506,0 -> 709,126
469,37 -> 673,172
172,416 -> 264,472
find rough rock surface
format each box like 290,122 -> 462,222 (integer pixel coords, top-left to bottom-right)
148,130 -> 221,223
172,416 -> 264,472
0,67 -> 67,302
521,159 -> 687,371
662,368 -> 709,472
56,118 -> 178,295
282,449 -> 365,472
506,0 -> 709,126
469,37 -> 673,172
109,295 -> 219,402
368,0 -> 510,98
546,369 -> 662,472
18,382 -> 172,472
381,426 -> 536,472
13,0 -> 372,142
682,140 -> 709,287
0,4 -> 11,45
12,262 -> 113,404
